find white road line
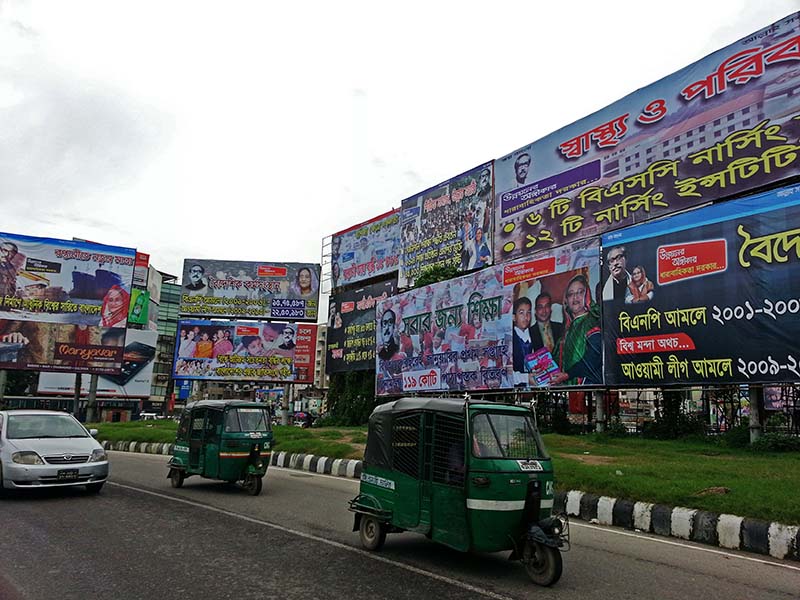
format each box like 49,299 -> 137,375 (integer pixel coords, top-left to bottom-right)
570,521 -> 800,572
108,482 -> 516,600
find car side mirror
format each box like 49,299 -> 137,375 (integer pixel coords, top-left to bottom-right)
89,428 -> 98,437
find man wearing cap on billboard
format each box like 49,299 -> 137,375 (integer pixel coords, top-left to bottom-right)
0,241 -> 20,298
278,325 -> 296,351
184,263 -> 208,296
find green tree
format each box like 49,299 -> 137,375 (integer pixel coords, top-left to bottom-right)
414,263 -> 459,287
326,370 -> 378,425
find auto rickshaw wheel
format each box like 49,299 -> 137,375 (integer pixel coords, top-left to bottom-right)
522,541 -> 562,587
358,516 -> 386,551
242,474 -> 263,496
170,469 -> 185,488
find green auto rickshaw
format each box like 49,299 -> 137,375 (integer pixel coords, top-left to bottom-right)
167,399 -> 272,496
349,396 -> 568,586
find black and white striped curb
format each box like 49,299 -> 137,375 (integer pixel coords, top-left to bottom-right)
103,442 -> 798,562
554,490 -> 800,562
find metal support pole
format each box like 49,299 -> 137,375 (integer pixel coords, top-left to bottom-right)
749,385 -> 763,444
594,390 -> 606,433
281,384 -> 291,426
73,373 -> 82,418
0,369 -> 7,405
85,374 -> 99,423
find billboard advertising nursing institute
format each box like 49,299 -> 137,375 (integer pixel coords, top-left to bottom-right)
173,319 -> 317,383
0,232 -> 136,374
494,13 -> 800,264
375,238 -> 601,396
603,183 -> 800,386
326,279 -> 397,373
179,259 -> 320,321
331,210 -> 400,289
399,161 -> 494,288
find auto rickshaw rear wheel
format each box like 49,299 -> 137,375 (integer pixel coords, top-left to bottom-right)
242,474 -> 263,496
170,469 -> 185,488
359,516 -> 386,551
522,540 -> 562,586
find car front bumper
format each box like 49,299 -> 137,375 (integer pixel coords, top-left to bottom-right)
2,461 -> 109,489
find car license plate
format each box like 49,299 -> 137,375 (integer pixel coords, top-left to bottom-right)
57,469 -> 79,480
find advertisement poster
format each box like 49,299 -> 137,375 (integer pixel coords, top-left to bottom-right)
179,259 -> 320,321
133,252 -> 150,287
128,289 -> 149,325
399,161 -> 494,288
494,14 -> 800,264
326,279 -> 397,373
147,264 -> 162,305
376,238 -> 601,395
0,232 -> 136,373
173,319 -> 317,383
331,210 -> 400,289
37,329 -> 158,398
603,183 -> 800,386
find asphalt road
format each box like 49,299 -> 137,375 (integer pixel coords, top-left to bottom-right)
1,451 -> 798,600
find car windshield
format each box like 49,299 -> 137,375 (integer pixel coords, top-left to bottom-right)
471,412 -> 546,459
7,414 -> 88,439
224,408 -> 270,433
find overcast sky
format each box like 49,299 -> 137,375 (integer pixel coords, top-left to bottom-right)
1,0 -> 797,289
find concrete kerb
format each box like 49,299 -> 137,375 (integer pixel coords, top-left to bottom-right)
104,442 -> 799,562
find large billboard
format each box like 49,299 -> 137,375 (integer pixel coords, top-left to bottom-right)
0,232 -> 136,373
399,161 -> 494,288
376,239 -> 601,395
326,279 -> 397,373
37,329 -> 158,398
173,319 -> 317,383
331,210 -> 400,289
603,183 -> 800,386
179,259 -> 320,321
494,13 -> 800,264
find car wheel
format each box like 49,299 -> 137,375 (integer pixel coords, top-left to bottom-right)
522,540 -> 562,587
0,465 -> 6,498
359,516 -> 387,551
85,482 -> 104,494
170,469 -> 185,488
242,474 -> 262,496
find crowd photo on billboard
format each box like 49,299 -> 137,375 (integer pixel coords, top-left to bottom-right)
330,210 -> 400,289
375,238 -> 601,395
180,259 -> 320,321
0,232 -> 136,374
173,319 -> 317,383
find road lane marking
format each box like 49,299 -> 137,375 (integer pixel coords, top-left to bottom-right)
109,482 -> 517,600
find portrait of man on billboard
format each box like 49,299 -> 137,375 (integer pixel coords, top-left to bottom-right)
184,263 -> 209,296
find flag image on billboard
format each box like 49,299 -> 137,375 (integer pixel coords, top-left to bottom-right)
173,319 -> 317,383
331,210 -> 400,289
376,238 -> 601,395
399,161 -> 494,288
494,13 -> 800,264
326,279 -> 397,373
179,259 -> 320,321
0,232 -> 136,374
38,329 -> 158,398
602,183 -> 800,386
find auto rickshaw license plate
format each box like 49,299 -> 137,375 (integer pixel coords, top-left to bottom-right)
516,460 -> 543,472
57,469 -> 79,480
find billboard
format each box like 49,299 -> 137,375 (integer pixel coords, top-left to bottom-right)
179,259 -> 320,321
331,210 -> 400,289
0,232 -> 135,373
133,252 -> 149,287
147,264 -> 162,305
326,279 -> 397,373
376,238 -> 601,395
173,319 -> 317,383
399,161 -> 494,288
128,289 -> 149,326
494,13 -> 800,264
603,183 -> 800,386
37,329 -> 158,398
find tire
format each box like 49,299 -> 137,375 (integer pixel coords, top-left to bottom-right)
170,469 -> 185,489
359,516 -> 387,551
242,474 -> 262,496
0,465 -> 6,498
522,541 -> 562,586
85,482 -> 105,494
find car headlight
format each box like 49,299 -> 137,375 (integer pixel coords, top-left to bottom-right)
12,451 -> 44,465
88,449 -> 107,463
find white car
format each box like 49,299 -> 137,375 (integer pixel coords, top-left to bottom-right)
0,410 -> 109,494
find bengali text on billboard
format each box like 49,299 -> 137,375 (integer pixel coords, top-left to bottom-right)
494,13 -> 800,264
179,259 -> 320,321
603,183 -> 800,386
331,210 -> 400,289
173,319 -> 317,383
326,279 -> 396,373
376,238 -> 601,395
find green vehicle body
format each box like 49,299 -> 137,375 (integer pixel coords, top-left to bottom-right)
167,399 -> 272,495
350,397 -> 567,586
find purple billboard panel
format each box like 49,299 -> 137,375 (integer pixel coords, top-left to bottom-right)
495,13 -> 800,263
399,161 -> 494,288
376,238 -> 601,395
331,210 -> 400,289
